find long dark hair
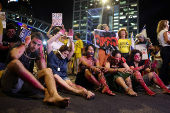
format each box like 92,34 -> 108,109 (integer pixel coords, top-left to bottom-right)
129,49 -> 142,61
107,50 -> 122,66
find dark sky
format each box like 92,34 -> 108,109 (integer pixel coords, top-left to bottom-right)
31,0 -> 74,31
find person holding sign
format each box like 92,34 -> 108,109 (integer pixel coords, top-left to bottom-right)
96,24 -> 111,67
47,29 -> 95,99
157,20 -> 170,87
75,44 -> 115,96
104,50 -> 137,96
118,29 -> 131,60
127,49 -> 170,95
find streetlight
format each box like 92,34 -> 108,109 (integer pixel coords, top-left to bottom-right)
102,0 -> 107,3
100,0 -> 107,24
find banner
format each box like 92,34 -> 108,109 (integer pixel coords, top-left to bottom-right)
52,13 -> 62,26
135,44 -> 148,60
94,29 -> 118,50
19,28 -> 31,42
0,12 -> 6,28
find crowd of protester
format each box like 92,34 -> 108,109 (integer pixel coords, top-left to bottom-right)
0,18 -> 170,108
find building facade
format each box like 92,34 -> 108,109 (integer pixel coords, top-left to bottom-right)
72,0 -> 139,44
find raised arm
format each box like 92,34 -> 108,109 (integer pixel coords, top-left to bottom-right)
46,24 -> 54,38
36,44 -> 46,70
10,36 -> 31,59
67,29 -> 75,60
47,29 -> 65,54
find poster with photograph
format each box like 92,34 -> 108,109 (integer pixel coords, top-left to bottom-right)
135,44 -> 148,60
52,13 -> 62,26
0,12 -> 6,28
94,29 -> 118,50
19,28 -> 32,42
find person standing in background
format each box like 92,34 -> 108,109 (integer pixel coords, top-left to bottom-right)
117,29 -> 131,60
73,32 -> 83,75
157,20 -> 170,88
0,23 -> 21,71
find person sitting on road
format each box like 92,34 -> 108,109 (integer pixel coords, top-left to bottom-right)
127,49 -> 170,96
47,28 -> 95,99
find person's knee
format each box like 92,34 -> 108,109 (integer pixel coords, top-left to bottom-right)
8,59 -> 21,69
42,68 -> 53,74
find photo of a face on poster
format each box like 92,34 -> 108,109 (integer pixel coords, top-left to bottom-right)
52,13 -> 62,26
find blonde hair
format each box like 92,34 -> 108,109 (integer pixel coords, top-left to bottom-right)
118,28 -> 128,39
97,24 -> 108,30
156,20 -> 169,34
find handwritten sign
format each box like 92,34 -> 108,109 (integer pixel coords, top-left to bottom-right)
94,29 -> 118,50
52,13 -> 62,26
135,44 -> 148,60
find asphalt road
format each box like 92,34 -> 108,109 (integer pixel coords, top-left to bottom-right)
0,75 -> 170,113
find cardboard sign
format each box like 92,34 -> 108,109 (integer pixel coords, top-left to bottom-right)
0,12 -> 6,28
52,13 -> 62,26
94,29 -> 118,50
19,28 -> 31,42
135,44 -> 148,60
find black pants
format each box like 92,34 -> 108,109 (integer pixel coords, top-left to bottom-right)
159,46 -> 170,85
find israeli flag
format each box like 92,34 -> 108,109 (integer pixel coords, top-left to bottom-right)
140,25 -> 147,38
130,31 -> 135,50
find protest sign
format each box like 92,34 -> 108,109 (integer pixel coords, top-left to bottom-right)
135,44 -> 148,60
94,29 -> 118,50
52,13 -> 62,26
19,28 -> 31,42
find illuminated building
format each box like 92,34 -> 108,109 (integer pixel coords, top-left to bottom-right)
72,0 -> 139,44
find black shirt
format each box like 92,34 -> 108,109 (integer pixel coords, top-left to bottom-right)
5,42 -> 39,73
0,34 -> 21,63
126,60 -> 145,73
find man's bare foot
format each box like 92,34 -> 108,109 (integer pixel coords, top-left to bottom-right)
163,88 -> 170,94
44,94 -> 70,108
43,88 -> 50,102
125,88 -> 137,96
102,86 -> 115,96
86,91 -> 95,99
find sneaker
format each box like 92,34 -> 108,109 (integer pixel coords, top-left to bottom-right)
156,85 -> 160,88
166,85 -> 170,89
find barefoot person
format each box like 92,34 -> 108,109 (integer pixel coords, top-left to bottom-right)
47,29 -> 95,99
127,49 -> 170,95
104,50 -> 137,96
75,44 -> 115,96
1,32 -> 69,107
